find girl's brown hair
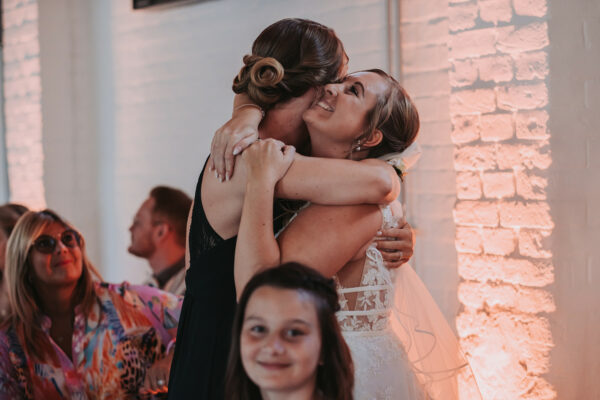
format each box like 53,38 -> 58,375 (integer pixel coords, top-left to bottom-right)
225,262 -> 354,400
233,18 -> 346,110
4,210 -> 102,362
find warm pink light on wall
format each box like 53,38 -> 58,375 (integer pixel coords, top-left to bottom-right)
2,0 -> 46,209
449,0 -> 555,398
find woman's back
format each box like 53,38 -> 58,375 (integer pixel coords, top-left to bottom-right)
169,160 -> 287,399
334,203 -> 427,399
168,161 -> 239,399
335,203 -> 401,332
335,202 -> 481,400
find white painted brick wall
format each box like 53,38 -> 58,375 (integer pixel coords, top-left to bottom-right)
4,0 -> 596,397
2,0 -> 45,209
401,0 -> 460,322
5,0 -> 392,283
446,0 -> 556,393
398,0 -> 600,397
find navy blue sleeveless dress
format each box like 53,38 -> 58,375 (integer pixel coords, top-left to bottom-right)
168,159 -> 284,399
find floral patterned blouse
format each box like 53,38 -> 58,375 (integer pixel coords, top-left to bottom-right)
0,281 -> 182,399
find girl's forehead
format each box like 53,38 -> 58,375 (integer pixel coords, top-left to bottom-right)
247,286 -> 319,318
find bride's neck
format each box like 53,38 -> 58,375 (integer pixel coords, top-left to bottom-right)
308,133 -> 349,160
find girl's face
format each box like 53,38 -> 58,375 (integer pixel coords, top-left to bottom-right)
303,71 -> 389,158
241,286 -> 322,397
29,222 -> 83,289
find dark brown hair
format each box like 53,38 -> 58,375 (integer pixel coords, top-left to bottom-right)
225,262 -> 354,400
149,186 -> 192,247
355,69 -> 420,160
233,18 -> 345,110
0,203 -> 29,237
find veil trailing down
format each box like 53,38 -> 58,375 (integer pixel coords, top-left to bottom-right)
390,261 -> 482,399
336,143 -> 482,399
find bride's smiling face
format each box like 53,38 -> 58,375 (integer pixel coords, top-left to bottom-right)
302,71 -> 389,155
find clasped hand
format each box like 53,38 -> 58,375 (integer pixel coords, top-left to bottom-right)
241,139 -> 296,185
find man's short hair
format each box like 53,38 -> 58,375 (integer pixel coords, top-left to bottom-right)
149,186 -> 192,247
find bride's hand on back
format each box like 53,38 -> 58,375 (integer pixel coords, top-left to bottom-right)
374,219 -> 414,269
242,139 -> 296,186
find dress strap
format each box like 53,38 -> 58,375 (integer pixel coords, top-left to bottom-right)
378,204 -> 400,229
365,244 -> 393,286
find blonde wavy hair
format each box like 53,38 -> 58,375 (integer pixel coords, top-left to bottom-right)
4,209 -> 102,361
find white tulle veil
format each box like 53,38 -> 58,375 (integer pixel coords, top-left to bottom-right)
381,143 -> 482,399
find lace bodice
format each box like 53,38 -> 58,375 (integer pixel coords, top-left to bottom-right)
335,205 -> 399,332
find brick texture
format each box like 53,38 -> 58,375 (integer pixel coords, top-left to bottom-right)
443,0 -> 556,396
2,0 -> 46,209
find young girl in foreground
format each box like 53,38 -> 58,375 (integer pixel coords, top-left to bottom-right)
225,263 -> 354,400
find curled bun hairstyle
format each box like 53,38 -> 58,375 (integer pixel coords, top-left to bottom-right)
236,55 -> 286,105
245,56 -> 285,88
233,18 -> 345,110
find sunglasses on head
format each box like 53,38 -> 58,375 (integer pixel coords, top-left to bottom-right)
32,229 -> 81,254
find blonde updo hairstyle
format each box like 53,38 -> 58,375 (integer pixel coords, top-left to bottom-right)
4,210 -> 102,361
233,18 -> 346,110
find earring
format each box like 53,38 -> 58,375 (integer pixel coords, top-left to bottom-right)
354,140 -> 362,152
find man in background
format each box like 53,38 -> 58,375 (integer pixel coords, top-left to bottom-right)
129,186 -> 191,296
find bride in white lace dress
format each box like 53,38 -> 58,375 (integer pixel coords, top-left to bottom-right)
233,70 -> 481,399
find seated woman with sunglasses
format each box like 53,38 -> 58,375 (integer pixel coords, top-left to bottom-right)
0,210 -> 182,399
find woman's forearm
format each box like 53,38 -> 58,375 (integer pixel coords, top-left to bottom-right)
277,203 -> 383,278
275,155 -> 399,205
232,93 -> 254,112
234,179 -> 281,298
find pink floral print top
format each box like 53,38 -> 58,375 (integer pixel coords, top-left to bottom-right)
0,281 -> 182,399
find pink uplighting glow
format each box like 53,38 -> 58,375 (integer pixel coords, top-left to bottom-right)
2,1 -> 46,209
449,0 -> 555,398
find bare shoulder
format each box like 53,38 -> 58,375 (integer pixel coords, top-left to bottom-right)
200,155 -> 248,238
